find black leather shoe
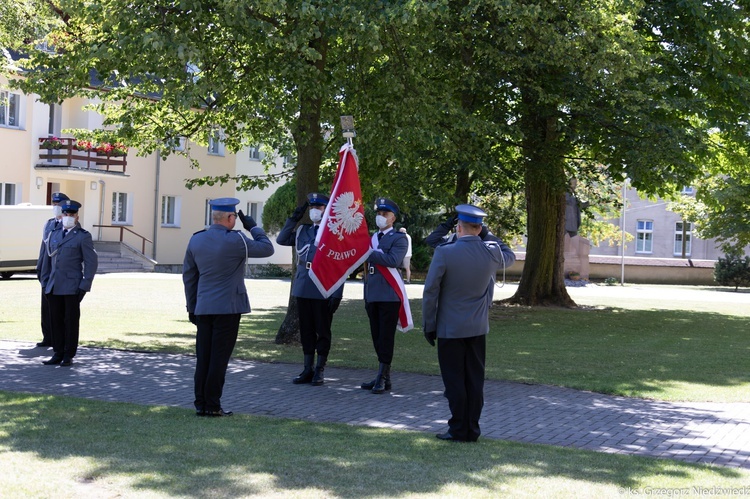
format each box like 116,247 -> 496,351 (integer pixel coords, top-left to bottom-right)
436,432 -> 465,442
205,409 -> 233,417
36,341 -> 51,347
60,358 -> 73,366
196,409 -> 205,417
42,356 -> 63,365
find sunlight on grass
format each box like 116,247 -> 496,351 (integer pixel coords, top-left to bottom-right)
2,276 -> 750,402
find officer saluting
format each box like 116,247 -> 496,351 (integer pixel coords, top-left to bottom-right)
183,198 -> 274,417
277,192 -> 343,386
39,200 -> 98,366
422,204 -> 516,442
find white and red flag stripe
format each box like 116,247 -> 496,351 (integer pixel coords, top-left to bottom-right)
370,233 -> 414,332
309,143 -> 372,298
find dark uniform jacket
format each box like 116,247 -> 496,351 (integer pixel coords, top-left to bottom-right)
276,218 -> 344,300
39,223 -> 98,295
183,224 -> 274,315
422,235 -> 516,339
364,228 -> 408,303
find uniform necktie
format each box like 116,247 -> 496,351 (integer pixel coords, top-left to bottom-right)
63,230 -> 68,238
378,232 -> 384,241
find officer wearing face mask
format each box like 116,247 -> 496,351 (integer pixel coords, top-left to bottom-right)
35,191 -> 69,348
277,193 -> 343,386
361,197 -> 409,394
39,200 -> 98,367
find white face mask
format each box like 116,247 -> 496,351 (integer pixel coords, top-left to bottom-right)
52,206 -> 63,218
375,215 -> 389,230
62,216 -> 76,229
309,208 -> 323,223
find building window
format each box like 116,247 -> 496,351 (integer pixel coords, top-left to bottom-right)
161,195 -> 181,227
636,220 -> 653,254
249,146 -> 263,161
246,201 -> 262,226
1,182 -> 18,205
169,136 -> 186,151
204,199 -> 212,227
208,131 -> 224,156
0,90 -> 21,128
674,222 -> 692,256
681,186 -> 695,195
112,192 -> 131,224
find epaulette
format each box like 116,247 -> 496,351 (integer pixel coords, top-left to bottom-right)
192,229 -> 206,235
438,239 -> 457,247
78,228 -> 90,234
483,240 -> 499,249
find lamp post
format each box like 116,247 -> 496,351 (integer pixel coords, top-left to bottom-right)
340,115 -> 356,145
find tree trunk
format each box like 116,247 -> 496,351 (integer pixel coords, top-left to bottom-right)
276,34 -> 328,344
507,102 -> 575,307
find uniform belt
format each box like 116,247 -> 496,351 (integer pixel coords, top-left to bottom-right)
368,266 -> 375,275
305,262 -> 312,269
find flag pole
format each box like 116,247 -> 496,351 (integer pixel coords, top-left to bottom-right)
340,115 -> 356,147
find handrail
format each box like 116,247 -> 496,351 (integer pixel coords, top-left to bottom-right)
38,137 -> 127,173
93,225 -> 153,255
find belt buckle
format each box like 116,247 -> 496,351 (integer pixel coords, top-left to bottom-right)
306,262 -> 312,269
368,266 -> 375,275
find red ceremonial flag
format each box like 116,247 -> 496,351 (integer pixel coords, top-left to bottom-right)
309,143 -> 372,298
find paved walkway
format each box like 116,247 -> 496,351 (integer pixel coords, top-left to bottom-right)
2,340 -> 749,470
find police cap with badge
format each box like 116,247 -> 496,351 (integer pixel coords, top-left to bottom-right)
374,197 -> 399,217
52,192 -> 70,204
307,193 -> 329,207
60,200 -> 82,214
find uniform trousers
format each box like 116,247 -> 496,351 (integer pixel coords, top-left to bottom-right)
40,290 -> 52,344
437,335 -> 486,442
194,314 -> 240,412
365,301 -> 400,365
296,297 -> 336,356
47,293 -> 81,359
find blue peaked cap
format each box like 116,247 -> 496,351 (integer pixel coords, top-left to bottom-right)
374,197 -> 399,217
307,193 -> 330,206
456,204 -> 487,224
60,200 -> 82,213
209,197 -> 240,212
51,192 -> 69,203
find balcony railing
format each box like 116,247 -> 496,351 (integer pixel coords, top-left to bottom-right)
38,137 -> 128,174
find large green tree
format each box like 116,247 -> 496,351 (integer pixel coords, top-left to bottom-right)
354,0 -> 750,306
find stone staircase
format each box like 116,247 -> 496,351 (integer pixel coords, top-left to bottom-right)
93,241 -> 156,274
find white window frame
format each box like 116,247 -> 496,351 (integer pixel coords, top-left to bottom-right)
249,146 -> 263,161
636,220 -> 653,254
247,201 -> 263,226
170,136 -> 187,151
111,192 -> 133,225
208,131 -> 224,156
681,186 -> 695,195
0,182 -> 19,205
0,90 -> 22,129
161,195 -> 181,227
673,221 -> 692,257
204,199 -> 212,227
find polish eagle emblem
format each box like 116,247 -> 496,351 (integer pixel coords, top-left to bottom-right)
327,191 -> 364,240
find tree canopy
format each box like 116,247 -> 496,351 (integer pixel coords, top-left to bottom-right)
4,0 -> 750,310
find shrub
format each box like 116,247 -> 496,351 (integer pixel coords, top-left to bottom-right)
604,277 -> 618,286
714,252 -> 750,291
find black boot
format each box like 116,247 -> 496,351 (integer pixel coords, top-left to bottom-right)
311,354 -> 327,386
361,364 -> 393,391
371,363 -> 391,394
293,354 -> 315,384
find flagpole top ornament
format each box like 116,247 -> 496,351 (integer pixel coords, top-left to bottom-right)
340,115 -> 356,144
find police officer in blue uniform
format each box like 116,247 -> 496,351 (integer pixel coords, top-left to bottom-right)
422,204 -> 516,442
277,193 -> 343,386
36,191 -> 69,348
361,197 -> 409,394
183,198 -> 274,417
39,200 -> 98,366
